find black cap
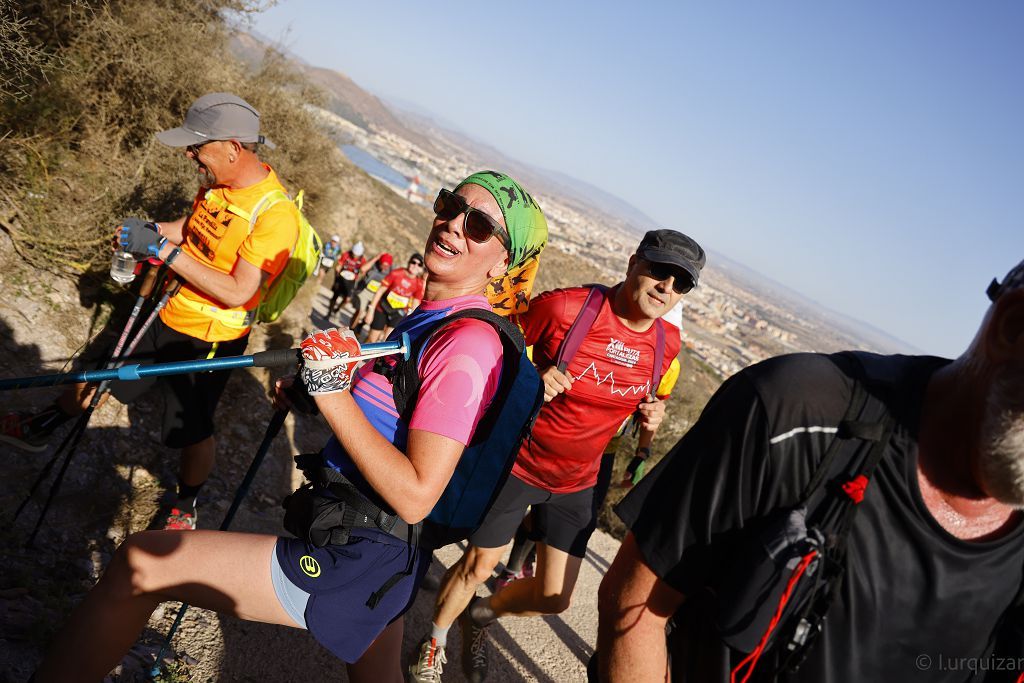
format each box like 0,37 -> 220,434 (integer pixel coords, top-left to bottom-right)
987,258 -> 1024,302
636,229 -> 706,286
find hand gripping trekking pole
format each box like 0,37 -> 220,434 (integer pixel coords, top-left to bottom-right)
12,266 -> 164,546
150,408 -> 289,678
0,333 -> 411,391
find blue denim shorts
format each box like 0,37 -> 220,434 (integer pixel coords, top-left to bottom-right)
273,529 -> 430,662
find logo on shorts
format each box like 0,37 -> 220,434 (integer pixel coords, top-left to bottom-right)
299,555 -> 321,578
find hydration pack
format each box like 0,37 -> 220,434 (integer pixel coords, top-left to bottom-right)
712,351 -> 899,681
205,187 -> 323,324
384,308 -> 544,549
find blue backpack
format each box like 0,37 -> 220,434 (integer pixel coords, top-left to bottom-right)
387,308 -> 544,549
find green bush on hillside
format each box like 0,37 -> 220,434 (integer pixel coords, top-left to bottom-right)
0,0 -> 343,273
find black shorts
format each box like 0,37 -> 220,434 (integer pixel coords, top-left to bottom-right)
469,475 -> 597,558
370,301 -> 406,331
332,273 -> 356,299
108,317 -> 249,448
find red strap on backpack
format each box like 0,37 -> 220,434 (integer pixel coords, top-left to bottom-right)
730,550 -> 819,683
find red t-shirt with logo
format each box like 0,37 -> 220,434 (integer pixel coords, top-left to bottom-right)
338,251 -> 366,275
379,267 -> 426,311
511,285 -> 681,493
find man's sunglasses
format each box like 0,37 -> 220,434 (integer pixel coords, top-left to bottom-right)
643,260 -> 695,294
433,189 -> 510,248
186,139 -> 217,156
408,259 -> 424,268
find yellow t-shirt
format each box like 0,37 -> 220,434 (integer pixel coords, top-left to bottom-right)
161,166 -> 300,342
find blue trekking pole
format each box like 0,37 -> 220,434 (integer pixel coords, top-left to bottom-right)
150,408 -> 289,678
0,335 -> 410,391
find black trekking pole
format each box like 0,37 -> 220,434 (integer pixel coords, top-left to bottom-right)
12,266 -> 164,545
149,408 -> 289,678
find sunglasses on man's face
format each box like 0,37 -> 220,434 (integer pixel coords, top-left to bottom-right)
186,140 -> 217,157
643,260 -> 695,294
433,189 -> 510,248
408,260 -> 423,268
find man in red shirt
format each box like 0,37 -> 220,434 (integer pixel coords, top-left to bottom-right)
410,230 -> 705,682
328,241 -> 367,315
365,252 -> 426,343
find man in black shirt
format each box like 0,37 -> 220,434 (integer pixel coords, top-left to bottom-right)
598,258 -> 1024,682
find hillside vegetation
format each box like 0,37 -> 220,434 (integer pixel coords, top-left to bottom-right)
0,0 -> 344,272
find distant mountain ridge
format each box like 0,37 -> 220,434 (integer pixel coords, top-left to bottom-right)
708,250 -> 920,355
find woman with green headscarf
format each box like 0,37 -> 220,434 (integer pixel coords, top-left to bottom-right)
34,171 -> 548,683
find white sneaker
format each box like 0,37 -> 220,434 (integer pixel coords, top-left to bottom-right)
408,638 -> 447,683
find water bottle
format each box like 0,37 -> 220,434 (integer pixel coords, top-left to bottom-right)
110,251 -> 137,284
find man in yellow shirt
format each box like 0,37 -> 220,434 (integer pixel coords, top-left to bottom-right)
1,93 -> 299,530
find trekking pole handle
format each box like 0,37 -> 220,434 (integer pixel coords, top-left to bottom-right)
250,333 -> 411,369
138,263 -> 161,298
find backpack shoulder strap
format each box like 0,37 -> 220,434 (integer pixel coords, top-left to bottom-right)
554,284 -> 608,372
204,188 -> 291,234
651,318 -> 666,393
797,352 -> 898,505
391,309 -> 525,418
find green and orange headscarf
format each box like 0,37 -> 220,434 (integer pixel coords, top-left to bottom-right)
455,171 -> 548,316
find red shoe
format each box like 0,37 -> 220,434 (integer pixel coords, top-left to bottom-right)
0,411 -> 50,453
162,504 -> 197,530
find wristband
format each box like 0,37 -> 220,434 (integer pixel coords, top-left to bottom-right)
635,446 -> 652,459
165,246 -> 182,266
625,455 -> 647,484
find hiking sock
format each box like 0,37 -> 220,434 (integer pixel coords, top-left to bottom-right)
176,480 -> 203,503
469,596 -> 498,627
26,404 -> 75,436
430,622 -> 451,648
506,530 -> 536,575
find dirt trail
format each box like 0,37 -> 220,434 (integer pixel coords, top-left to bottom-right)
0,242 -> 616,682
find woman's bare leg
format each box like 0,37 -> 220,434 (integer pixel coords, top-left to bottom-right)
347,617 -> 404,683
35,530 -> 297,683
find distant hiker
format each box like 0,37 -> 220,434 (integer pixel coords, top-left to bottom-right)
365,253 -> 426,343
328,240 -> 367,315
494,356 -> 682,593
596,259 -> 1024,682
349,252 -> 394,335
33,171 -> 549,683
0,92 -> 299,531
409,230 -> 705,683
318,234 -> 343,284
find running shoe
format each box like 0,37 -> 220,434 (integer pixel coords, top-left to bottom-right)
522,551 -> 536,579
460,597 -> 490,683
162,501 -> 198,530
0,411 -> 50,453
408,637 -> 447,683
493,569 -> 523,593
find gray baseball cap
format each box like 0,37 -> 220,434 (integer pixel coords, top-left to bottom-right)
156,92 -> 276,149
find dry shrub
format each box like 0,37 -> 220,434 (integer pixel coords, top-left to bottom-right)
0,0 -> 343,274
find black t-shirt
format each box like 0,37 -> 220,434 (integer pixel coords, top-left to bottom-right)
617,353 -> 1024,683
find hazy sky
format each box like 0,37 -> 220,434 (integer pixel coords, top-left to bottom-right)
252,1 -> 1023,358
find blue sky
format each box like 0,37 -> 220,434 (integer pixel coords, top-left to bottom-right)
252,1 -> 1023,357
